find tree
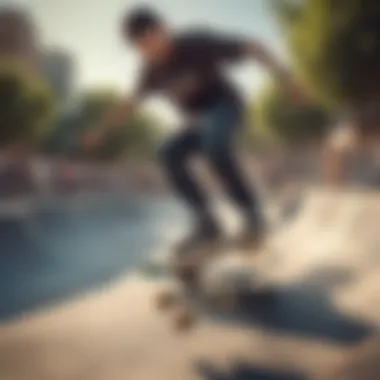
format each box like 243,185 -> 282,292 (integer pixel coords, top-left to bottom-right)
253,77 -> 331,146
43,89 -> 121,156
78,88 -> 121,127
270,0 -> 380,110
0,62 -> 57,147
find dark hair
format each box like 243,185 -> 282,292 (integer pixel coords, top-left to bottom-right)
123,6 -> 163,40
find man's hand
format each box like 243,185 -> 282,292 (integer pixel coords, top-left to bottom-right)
82,128 -> 105,151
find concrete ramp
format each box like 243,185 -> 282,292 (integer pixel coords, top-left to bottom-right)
1,188 -> 380,380
316,334 -> 380,380
263,188 -> 380,284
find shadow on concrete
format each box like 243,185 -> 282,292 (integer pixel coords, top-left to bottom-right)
196,361 -> 304,380
206,267 -> 374,346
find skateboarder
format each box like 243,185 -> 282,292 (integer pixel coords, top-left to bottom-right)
84,6 -> 305,254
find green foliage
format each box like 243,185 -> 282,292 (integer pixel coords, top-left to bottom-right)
0,62 -> 57,147
253,77 -> 331,145
42,88 -> 120,156
269,0 -> 304,24
270,0 -> 380,108
79,88 -> 121,126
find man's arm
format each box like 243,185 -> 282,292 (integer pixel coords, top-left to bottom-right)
242,40 -> 307,104
202,31 -> 294,85
244,40 -> 290,81
98,96 -> 139,134
94,65 -> 154,135
83,96 -> 139,149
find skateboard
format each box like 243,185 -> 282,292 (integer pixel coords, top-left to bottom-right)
153,237 -> 276,332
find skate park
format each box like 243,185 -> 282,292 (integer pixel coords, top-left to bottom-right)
1,186 -> 380,380
1,0 -> 380,379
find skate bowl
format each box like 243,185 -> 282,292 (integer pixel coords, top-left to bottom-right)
0,187 -> 380,380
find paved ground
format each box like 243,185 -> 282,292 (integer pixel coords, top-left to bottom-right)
1,189 -> 380,380
0,275 -> 349,380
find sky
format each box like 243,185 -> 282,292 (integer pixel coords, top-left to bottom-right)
4,0 -> 287,124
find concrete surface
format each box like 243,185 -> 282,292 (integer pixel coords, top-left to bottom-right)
1,189 -> 380,380
0,275 -> 347,380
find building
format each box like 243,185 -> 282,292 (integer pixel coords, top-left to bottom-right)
0,7 -> 38,68
0,6 -> 76,110
39,48 -> 75,109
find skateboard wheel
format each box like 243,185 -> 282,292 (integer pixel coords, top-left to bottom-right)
155,289 -> 179,311
209,292 -> 236,310
172,307 -> 197,332
244,241 -> 264,254
176,265 -> 198,284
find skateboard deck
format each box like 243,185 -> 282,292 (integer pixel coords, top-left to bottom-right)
152,237 -> 277,332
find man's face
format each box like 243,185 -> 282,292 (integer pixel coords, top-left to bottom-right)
129,27 -> 172,63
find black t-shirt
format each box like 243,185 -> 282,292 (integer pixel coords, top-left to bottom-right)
136,30 -> 247,114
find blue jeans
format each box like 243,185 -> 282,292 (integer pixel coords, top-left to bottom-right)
159,100 -> 261,229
